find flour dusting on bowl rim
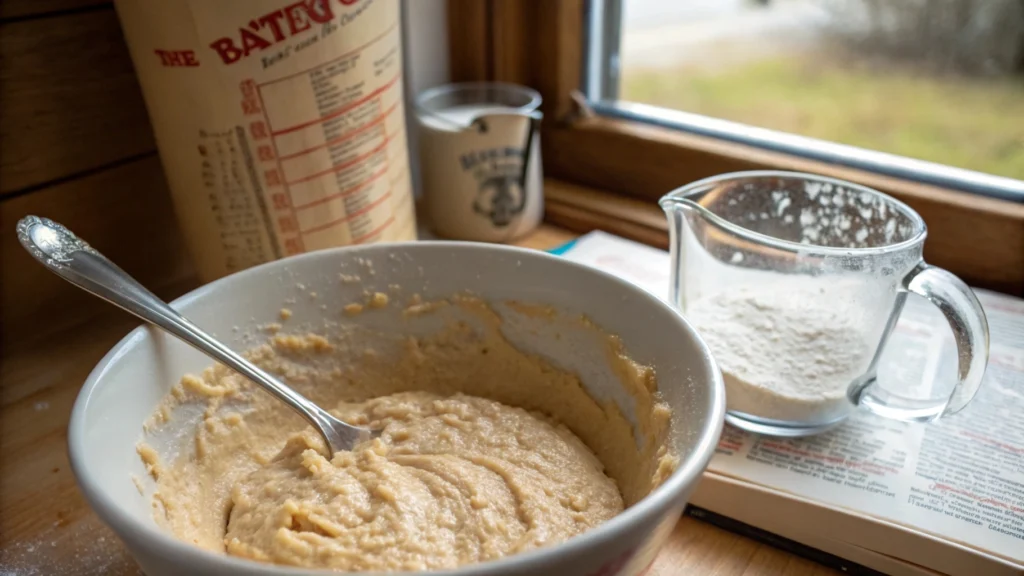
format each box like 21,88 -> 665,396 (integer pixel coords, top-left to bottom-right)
68,242 -> 726,576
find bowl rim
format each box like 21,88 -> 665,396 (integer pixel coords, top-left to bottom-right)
68,241 -> 725,575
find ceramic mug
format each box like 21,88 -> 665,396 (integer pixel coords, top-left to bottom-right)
416,82 -> 543,242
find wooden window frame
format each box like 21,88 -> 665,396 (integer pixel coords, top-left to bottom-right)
447,0 -> 1024,296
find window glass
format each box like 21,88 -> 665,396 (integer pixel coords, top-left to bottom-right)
617,0 -> 1024,180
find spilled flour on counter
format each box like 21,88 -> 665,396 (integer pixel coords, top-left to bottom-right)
0,516 -> 141,576
687,278 -> 876,423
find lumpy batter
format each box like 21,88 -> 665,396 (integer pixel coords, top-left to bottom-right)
225,393 -> 622,570
138,296 -> 675,571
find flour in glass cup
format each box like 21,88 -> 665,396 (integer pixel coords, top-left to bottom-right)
687,276 -> 876,424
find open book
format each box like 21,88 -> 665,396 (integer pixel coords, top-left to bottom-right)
553,231 -> 1024,576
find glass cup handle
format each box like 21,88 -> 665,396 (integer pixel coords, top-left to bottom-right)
907,264 -> 990,414
859,263 -> 990,419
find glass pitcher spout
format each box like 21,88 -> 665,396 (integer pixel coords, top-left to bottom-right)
658,195 -> 702,215
659,194 -> 716,245
659,175 -> 793,254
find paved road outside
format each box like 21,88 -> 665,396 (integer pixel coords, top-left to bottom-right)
621,0 -> 828,69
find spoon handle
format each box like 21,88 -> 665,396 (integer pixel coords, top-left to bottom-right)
17,216 -> 334,442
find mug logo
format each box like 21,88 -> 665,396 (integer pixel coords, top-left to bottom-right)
460,147 -> 526,227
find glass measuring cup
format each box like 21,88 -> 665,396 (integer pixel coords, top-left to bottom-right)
660,171 -> 989,437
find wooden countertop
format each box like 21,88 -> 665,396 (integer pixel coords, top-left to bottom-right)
0,225 -> 836,576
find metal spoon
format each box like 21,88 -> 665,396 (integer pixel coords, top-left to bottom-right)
17,216 -> 373,456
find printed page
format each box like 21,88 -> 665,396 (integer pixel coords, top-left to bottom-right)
555,231 -> 1024,565
552,232 -> 673,301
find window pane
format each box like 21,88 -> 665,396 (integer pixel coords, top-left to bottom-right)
618,0 -> 1024,180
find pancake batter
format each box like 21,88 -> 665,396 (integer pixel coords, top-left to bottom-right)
138,295 -> 676,571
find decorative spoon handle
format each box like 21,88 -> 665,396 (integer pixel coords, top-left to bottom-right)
17,216 -> 367,454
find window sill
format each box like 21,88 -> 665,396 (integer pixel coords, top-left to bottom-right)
540,169 -> 1019,295
542,119 -> 1024,296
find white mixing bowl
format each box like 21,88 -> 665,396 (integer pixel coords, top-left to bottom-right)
68,242 -> 724,576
